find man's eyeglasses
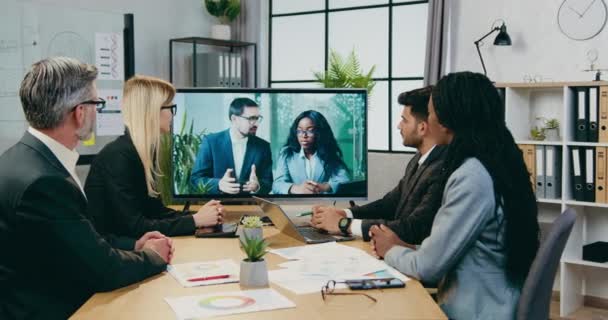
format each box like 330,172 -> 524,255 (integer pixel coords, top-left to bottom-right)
161,104 -> 177,115
321,280 -> 377,303
237,115 -> 264,124
72,97 -> 106,112
296,129 -> 316,136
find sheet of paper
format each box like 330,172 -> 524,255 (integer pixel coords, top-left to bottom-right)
95,32 -> 124,81
164,289 -> 295,320
96,89 -> 123,136
268,242 -> 410,294
268,241 -> 344,260
96,112 -> 124,136
167,259 -> 239,288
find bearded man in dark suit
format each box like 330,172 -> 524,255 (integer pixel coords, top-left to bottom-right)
311,86 -> 446,244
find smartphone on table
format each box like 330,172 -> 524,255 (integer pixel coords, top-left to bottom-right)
195,222 -> 238,238
345,278 -> 406,290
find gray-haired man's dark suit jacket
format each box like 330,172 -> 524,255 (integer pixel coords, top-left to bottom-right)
352,145 -> 446,243
0,132 -> 166,319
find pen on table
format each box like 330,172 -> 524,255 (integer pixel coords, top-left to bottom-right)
296,211 -> 313,217
187,274 -> 230,282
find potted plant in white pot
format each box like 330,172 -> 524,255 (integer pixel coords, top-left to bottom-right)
240,235 -> 269,287
238,216 -> 263,244
543,118 -> 560,141
204,0 -> 240,40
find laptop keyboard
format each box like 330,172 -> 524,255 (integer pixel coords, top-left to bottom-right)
297,227 -> 337,241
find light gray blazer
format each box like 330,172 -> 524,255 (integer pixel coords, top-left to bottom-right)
272,147 -> 350,194
385,158 -> 521,320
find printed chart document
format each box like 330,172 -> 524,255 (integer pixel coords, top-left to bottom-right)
268,242 -> 410,294
96,89 -> 124,136
168,259 -> 239,288
165,289 -> 295,320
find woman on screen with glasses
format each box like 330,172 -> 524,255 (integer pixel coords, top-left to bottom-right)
84,75 -> 223,240
370,72 -> 539,320
272,110 -> 350,194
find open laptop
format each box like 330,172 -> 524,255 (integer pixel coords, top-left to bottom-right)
252,196 -> 354,244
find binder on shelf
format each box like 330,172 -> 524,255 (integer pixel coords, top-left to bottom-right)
535,145 -> 546,199
223,52 -> 231,88
596,147 -> 607,203
219,53 -> 226,87
571,147 -> 585,201
584,147 -> 596,202
544,146 -> 562,199
235,53 -> 242,87
229,53 -> 238,87
518,144 -> 536,192
600,86 -> 608,142
589,87 -> 599,142
575,87 -> 589,142
194,52 -> 225,87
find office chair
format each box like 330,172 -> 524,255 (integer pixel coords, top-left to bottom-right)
516,208 -> 576,320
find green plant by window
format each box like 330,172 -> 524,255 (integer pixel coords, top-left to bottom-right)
241,216 -> 263,228
313,49 -> 376,96
204,0 -> 241,24
241,236 -> 268,262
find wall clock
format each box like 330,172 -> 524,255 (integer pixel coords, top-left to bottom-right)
558,0 -> 608,40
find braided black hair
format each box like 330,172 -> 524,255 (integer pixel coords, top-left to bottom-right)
432,71 -> 539,285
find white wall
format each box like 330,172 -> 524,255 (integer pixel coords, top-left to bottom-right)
449,0 -> 608,301
25,0 -> 216,80
449,0 -> 608,82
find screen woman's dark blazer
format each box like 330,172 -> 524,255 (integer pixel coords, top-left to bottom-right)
0,132 -> 166,319
84,132 -> 196,238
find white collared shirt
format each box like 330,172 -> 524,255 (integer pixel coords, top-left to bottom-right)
299,149 -> 319,180
230,129 -> 249,179
418,145 -> 436,166
27,127 -> 85,196
346,144 -> 437,238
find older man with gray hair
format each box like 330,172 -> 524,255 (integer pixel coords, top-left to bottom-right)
0,57 -> 173,319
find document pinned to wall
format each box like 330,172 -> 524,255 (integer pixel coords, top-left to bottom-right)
164,289 -> 295,320
95,32 -> 123,81
96,88 -> 124,136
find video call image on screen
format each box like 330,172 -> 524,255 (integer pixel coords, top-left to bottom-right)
172,89 -> 367,198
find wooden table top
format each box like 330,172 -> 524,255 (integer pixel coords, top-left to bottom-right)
71,206 -> 447,320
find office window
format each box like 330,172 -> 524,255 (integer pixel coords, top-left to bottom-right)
269,0 -> 429,152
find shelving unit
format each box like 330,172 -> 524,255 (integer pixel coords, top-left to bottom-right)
169,37 -> 258,88
497,81 -> 608,317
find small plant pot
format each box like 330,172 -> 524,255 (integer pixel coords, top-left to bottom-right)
211,24 -> 231,40
545,128 -> 560,141
239,227 -> 263,245
240,259 -> 268,287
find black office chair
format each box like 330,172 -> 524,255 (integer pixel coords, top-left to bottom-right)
516,208 -> 576,320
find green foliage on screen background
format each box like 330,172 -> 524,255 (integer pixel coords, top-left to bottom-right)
158,111 -> 212,204
269,93 -> 367,180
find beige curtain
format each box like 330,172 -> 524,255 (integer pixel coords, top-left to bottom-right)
423,0 -> 451,86
232,0 -> 261,87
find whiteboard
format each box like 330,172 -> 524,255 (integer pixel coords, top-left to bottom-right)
0,0 -> 127,156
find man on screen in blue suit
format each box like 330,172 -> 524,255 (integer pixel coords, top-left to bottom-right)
190,97 -> 273,194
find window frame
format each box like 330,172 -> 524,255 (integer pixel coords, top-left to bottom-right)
268,0 -> 429,153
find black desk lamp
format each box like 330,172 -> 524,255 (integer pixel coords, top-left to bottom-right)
474,22 -> 512,76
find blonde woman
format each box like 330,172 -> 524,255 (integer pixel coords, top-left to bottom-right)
85,75 -> 223,239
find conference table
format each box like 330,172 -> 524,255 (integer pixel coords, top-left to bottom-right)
71,206 -> 447,319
